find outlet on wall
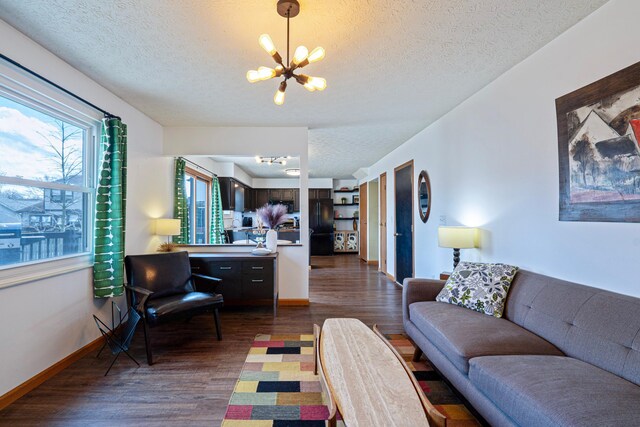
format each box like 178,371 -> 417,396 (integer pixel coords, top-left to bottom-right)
439,215 -> 447,225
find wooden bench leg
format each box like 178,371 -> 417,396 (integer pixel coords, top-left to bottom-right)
412,347 -> 423,362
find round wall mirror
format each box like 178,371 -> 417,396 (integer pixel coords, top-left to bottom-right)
417,170 -> 431,223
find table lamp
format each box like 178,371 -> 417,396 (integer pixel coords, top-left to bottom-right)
155,218 -> 181,243
438,226 -> 479,269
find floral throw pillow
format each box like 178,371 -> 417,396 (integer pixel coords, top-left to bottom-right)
436,262 -> 519,318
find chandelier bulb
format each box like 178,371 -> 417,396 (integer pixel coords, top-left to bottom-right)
257,66 -> 276,80
259,34 -> 277,55
307,76 -> 327,91
246,70 -> 261,83
308,47 -> 325,63
292,46 -> 309,67
274,81 -> 287,106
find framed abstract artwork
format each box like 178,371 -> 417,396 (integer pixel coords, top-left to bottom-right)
556,61 -> 640,222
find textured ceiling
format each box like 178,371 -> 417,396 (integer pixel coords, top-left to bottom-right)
0,0 -> 607,178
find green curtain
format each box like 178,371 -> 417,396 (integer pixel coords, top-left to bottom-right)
93,118 -> 127,298
210,177 -> 225,244
173,158 -> 190,244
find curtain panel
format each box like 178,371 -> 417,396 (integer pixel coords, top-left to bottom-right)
210,177 -> 225,244
173,158 -> 190,244
93,118 -> 127,298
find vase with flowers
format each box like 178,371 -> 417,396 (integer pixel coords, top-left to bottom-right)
256,204 -> 288,252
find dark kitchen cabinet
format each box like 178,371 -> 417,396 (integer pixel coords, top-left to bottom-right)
190,253 -> 278,314
309,188 -> 332,199
281,189 -> 295,201
255,189 -> 270,208
293,188 -> 300,212
219,177 -> 251,211
219,177 -> 235,211
269,189 -> 283,201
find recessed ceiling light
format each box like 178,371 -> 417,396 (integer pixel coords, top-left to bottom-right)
285,168 -> 301,176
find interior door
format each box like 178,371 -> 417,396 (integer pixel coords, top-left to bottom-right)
380,173 -> 387,274
359,182 -> 368,261
394,161 -> 414,285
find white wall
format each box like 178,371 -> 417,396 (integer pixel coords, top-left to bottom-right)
362,0 -> 640,297
0,19 -> 170,396
164,127 -> 310,299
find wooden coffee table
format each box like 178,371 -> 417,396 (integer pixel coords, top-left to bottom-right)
319,318 -> 430,426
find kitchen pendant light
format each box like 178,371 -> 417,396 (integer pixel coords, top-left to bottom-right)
247,0 -> 326,106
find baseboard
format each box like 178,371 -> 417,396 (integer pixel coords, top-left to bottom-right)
278,298 -> 310,306
385,272 -> 395,282
367,260 -> 379,267
0,334 -> 105,410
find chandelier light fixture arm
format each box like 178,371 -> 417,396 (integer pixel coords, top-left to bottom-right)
247,0 -> 326,105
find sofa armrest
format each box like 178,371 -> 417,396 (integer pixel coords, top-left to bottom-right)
402,278 -> 446,324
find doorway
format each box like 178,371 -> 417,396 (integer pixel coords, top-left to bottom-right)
359,182 -> 368,261
379,173 -> 387,275
394,160 -> 414,285
367,179 -> 379,267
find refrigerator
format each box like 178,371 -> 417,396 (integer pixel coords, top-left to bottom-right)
309,198 -> 334,256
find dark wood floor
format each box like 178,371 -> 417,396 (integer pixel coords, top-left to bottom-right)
0,255 -> 402,426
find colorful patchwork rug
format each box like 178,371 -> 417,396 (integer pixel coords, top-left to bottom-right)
222,333 -> 480,426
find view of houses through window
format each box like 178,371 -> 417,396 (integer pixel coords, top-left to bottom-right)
0,95 -> 92,268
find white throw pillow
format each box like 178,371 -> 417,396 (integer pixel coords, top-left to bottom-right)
436,262 -> 518,318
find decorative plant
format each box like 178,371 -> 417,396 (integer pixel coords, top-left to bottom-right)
256,203 -> 288,229
157,242 -> 177,252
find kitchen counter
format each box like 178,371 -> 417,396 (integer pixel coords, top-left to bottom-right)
190,252 -> 278,260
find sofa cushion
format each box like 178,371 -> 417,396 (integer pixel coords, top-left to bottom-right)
503,269 -> 640,386
469,355 -> 640,427
436,262 -> 518,317
409,301 -> 562,373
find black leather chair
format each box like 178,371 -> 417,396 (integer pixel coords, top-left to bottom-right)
124,251 -> 224,365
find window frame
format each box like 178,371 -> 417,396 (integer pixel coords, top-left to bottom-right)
0,60 -> 101,289
184,166 -> 211,244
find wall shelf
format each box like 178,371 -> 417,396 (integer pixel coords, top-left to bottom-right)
334,189 -> 359,193
334,203 -> 358,206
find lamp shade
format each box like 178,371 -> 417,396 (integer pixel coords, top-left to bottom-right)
155,218 -> 181,236
438,226 -> 478,249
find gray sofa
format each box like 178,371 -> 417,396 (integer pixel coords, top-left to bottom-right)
403,269 -> 640,427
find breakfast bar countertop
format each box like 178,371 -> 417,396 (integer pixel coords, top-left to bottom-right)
188,252 -> 278,259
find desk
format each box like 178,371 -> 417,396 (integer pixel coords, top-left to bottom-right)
189,252 -> 278,314
319,318 -> 429,426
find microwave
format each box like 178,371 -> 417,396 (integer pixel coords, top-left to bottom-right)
270,200 -> 294,213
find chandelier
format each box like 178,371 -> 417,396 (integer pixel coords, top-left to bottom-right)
255,156 -> 291,165
246,0 -> 326,105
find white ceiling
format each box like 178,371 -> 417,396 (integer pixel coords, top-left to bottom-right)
210,155 -> 300,179
0,0 -> 607,178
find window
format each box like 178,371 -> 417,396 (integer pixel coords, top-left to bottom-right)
184,167 -> 210,244
0,93 -> 96,269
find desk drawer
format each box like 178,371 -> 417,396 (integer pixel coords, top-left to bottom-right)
242,260 -> 274,276
242,276 -> 274,299
203,261 -> 242,278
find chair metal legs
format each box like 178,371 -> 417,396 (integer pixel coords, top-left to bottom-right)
142,319 -> 153,365
213,308 -> 222,341
141,309 -> 222,365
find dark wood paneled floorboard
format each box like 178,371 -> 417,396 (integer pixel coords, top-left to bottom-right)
0,255 -> 402,425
